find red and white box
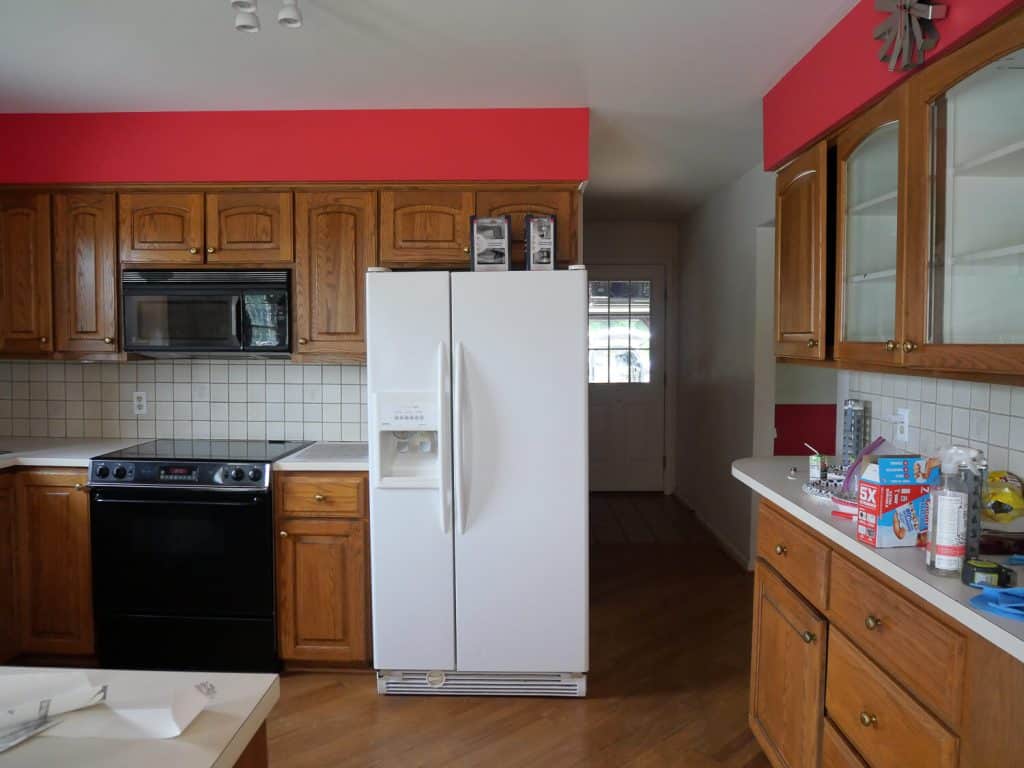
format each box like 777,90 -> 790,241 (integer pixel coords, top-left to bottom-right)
856,457 -> 930,548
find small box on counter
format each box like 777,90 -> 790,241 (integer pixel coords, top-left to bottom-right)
856,455 -> 930,548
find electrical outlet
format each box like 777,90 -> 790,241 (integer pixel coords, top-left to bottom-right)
894,407 -> 910,444
133,391 -> 148,416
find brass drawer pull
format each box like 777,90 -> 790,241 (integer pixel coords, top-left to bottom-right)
884,339 -> 897,352
774,544 -> 787,556
865,615 -> 883,631
279,530 -> 288,538
314,493 -> 326,502
801,631 -> 816,644
188,247 -> 199,255
859,711 -> 878,728
902,340 -> 918,353
806,338 -> 818,349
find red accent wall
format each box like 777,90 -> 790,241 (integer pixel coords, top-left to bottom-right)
774,404 -> 837,457
763,0 -> 1022,170
0,108 -> 589,184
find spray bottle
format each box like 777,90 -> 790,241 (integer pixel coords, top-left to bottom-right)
927,446 -> 984,577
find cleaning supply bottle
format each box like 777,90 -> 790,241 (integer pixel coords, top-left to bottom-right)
927,446 -> 983,577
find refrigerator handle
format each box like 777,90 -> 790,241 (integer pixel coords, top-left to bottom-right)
453,341 -> 467,535
437,341 -> 451,534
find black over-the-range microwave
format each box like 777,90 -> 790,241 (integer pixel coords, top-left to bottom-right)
122,270 -> 290,357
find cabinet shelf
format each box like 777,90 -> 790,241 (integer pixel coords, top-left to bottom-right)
847,268 -> 897,284
952,242 -> 1024,265
848,190 -> 898,215
956,139 -> 1024,178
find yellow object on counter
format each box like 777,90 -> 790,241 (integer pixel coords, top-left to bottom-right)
983,471 -> 1024,523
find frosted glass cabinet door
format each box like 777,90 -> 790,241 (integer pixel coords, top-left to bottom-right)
930,47 -> 1024,346
835,89 -> 906,365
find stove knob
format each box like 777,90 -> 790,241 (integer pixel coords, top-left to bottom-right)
231,467 -> 245,481
113,465 -> 127,479
248,468 -> 262,482
96,465 -> 110,479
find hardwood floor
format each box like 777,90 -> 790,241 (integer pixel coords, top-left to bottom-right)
267,493 -> 769,768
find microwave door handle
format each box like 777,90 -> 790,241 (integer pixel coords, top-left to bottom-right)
234,295 -> 245,349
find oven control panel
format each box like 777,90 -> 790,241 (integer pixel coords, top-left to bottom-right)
90,460 -> 270,489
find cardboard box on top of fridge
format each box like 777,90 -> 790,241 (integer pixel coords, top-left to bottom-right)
856,455 -> 930,548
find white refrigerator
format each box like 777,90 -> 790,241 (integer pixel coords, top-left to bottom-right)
366,268 -> 589,697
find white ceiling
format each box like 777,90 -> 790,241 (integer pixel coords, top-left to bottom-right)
0,0 -> 857,217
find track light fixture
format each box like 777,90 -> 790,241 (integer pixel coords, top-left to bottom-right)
234,11 -> 260,32
230,0 -> 302,32
277,0 -> 302,29
231,0 -> 257,12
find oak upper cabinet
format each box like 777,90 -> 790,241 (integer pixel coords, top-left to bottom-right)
119,192 -> 204,264
835,88 -> 909,367
380,188 -> 474,268
53,192 -> 119,354
205,191 -> 293,264
905,12 -> 1024,374
476,188 -> 577,267
749,563 -> 826,768
0,474 -> 16,663
16,469 -> 94,656
0,193 -> 53,354
775,141 -> 829,359
294,191 -> 376,359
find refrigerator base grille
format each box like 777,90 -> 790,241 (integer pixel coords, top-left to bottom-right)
377,670 -> 586,698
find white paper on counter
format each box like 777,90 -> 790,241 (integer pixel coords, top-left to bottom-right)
49,685 -> 209,740
0,671 -> 107,727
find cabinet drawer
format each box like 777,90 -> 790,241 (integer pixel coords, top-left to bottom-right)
277,473 -> 366,518
829,554 -> 965,726
756,502 -> 830,609
822,719 -> 867,768
826,630 -> 959,768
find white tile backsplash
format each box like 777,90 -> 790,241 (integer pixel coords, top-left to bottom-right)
0,360 -> 368,441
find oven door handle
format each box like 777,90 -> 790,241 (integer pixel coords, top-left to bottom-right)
92,495 -> 264,508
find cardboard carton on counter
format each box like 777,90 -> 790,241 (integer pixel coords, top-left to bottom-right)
857,455 -> 930,548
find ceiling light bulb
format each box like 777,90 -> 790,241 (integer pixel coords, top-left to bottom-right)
277,0 -> 302,29
235,11 -> 260,31
231,0 -> 257,11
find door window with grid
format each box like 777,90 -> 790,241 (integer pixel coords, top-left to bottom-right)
588,280 -> 651,383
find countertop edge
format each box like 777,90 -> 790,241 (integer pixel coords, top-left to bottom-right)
732,459 -> 1024,665
211,676 -> 280,768
272,461 -> 369,472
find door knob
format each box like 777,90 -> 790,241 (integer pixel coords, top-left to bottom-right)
806,338 -> 818,349
279,530 -> 288,538
884,340 -> 897,352
865,615 -> 883,631
207,247 -> 216,254
188,247 -> 199,254
903,340 -> 918,353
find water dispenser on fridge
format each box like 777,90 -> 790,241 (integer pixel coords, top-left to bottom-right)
372,392 -> 440,488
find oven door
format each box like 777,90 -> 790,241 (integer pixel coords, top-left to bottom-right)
90,487 -> 273,619
123,286 -> 243,353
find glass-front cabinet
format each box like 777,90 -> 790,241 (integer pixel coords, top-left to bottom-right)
906,13 -> 1024,374
835,88 -> 908,366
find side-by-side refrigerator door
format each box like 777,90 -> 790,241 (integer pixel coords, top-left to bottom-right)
367,270 -> 455,671
451,270 -> 589,673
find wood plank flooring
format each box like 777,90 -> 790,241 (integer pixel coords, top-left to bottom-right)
267,493 -> 769,768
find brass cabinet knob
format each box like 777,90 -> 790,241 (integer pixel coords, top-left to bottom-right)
104,336 -> 114,344
865,615 -> 882,631
859,712 -> 878,728
207,247 -> 216,254
800,630 -> 816,644
903,340 -> 918,353
40,336 -> 48,344
188,247 -> 199,254
314,493 -> 326,502
279,530 -> 288,538
74,483 -> 85,491
806,338 -> 818,349
884,339 -> 897,352
298,338 -> 308,345
774,544 -> 787,556
463,246 -> 470,254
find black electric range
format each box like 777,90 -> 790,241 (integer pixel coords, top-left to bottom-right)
89,439 -> 310,672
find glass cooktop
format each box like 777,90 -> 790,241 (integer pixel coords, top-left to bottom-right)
95,439 -> 311,463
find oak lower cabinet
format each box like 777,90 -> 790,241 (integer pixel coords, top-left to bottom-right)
293,191 -> 376,360
0,473 -> 16,662
15,469 -> 94,656
275,471 -> 370,666
0,192 -> 53,355
53,192 -> 119,354
750,564 -> 826,768
750,498 -> 1023,767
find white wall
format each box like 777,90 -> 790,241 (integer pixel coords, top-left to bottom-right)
676,163 -> 776,567
584,220 -> 680,493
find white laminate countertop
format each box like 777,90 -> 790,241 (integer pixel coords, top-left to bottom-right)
0,667 -> 279,768
733,456 -> 1024,665
0,439 -> 144,470
273,441 -> 369,472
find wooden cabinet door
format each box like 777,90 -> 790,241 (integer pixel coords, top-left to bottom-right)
822,719 -> 867,767
476,189 -> 577,267
206,191 -> 294,264
294,191 -> 376,359
277,517 -> 368,664
0,474 -> 17,663
0,193 -> 52,354
380,189 -> 474,268
749,563 -> 826,768
118,192 -> 204,264
775,141 -> 828,359
54,192 -> 119,354
16,469 -> 93,656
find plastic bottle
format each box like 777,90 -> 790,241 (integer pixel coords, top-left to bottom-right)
926,447 -> 983,577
